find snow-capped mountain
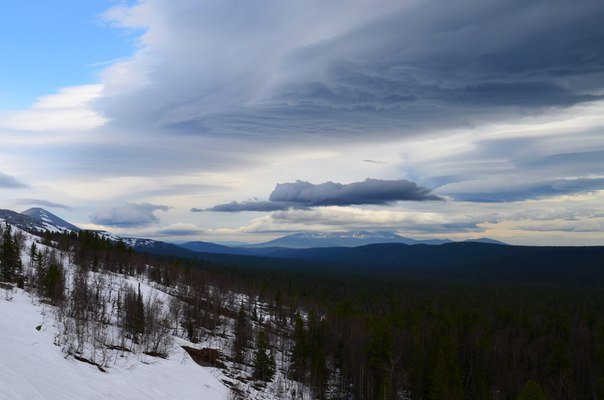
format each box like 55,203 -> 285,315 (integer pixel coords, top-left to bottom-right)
0,208 -> 80,234
21,207 -> 81,232
0,207 -> 80,234
245,231 -> 452,248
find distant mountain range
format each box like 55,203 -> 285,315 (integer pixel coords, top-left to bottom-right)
1,207 -> 603,284
180,231 -> 506,255
242,231 -> 507,248
243,231 -> 445,248
0,208 -> 507,258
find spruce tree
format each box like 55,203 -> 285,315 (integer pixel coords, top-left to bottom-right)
253,330 -> 276,381
290,313 -> 308,382
233,303 -> 251,364
135,283 -> 145,335
1,224 -> 22,282
44,262 -> 64,304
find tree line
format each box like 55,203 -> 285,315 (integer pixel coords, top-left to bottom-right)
3,224 -> 603,399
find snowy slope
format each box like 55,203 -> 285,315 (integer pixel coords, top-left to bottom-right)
0,287 -> 228,400
0,224 -> 311,400
0,209 -> 48,233
0,226 -> 229,400
21,207 -> 80,233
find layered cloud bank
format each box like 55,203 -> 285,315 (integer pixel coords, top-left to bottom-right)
90,203 -> 170,228
0,0 -> 603,244
201,179 -> 442,212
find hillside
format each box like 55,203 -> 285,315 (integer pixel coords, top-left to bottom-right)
179,240 -> 252,256
0,288 -> 227,400
3,209 -> 604,399
0,222 -> 312,400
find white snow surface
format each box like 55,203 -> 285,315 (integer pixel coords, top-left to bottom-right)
0,226 -> 229,400
0,224 -> 313,400
0,287 -> 228,400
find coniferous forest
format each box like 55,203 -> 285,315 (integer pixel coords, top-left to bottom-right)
2,226 -> 602,399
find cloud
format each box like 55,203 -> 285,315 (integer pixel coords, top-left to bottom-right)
93,0 -> 604,145
137,183 -> 224,197
90,202 -> 169,227
270,179 -> 443,205
197,201 -> 291,213
202,178 -> 442,212
0,172 -> 27,188
2,0 -> 604,246
1,85 -> 106,132
235,206 -> 481,234
453,178 -> 604,202
515,218 -> 604,233
15,199 -> 72,210
154,223 -> 204,236
426,129 -> 604,202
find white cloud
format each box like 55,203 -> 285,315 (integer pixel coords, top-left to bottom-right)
234,206 -> 479,234
1,0 -> 604,245
0,85 -> 106,132
90,202 -> 170,227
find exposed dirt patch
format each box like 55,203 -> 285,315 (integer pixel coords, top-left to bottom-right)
182,346 -> 227,369
72,354 -> 107,373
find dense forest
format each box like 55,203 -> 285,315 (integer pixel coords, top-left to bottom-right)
193,256 -> 604,399
1,225 -> 603,399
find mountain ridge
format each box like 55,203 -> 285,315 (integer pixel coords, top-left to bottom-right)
243,230 -> 445,248
21,207 -> 81,232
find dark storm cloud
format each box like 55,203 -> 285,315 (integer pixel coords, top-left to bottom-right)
98,0 -> 604,143
0,172 -> 26,188
269,179 -> 443,205
201,179 -> 443,212
90,202 -> 170,227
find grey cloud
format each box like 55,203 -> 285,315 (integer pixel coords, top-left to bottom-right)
429,132 -> 604,202
516,219 -> 604,233
0,172 -> 27,188
452,178 -> 604,203
16,199 -> 72,210
90,202 -> 170,227
96,0 -> 604,145
155,227 -> 205,236
269,179 -> 443,205
196,201 -> 292,213
14,0 -> 603,186
202,179 -> 442,212
138,183 -> 225,197
254,209 -> 481,234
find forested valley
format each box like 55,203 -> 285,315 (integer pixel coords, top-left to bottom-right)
1,225 -> 603,399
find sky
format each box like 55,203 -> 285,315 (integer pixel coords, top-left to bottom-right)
1,0 -> 604,245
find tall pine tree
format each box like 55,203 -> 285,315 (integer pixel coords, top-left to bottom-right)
253,330 -> 276,381
1,224 -> 22,282
290,313 -> 308,382
233,303 -> 251,364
